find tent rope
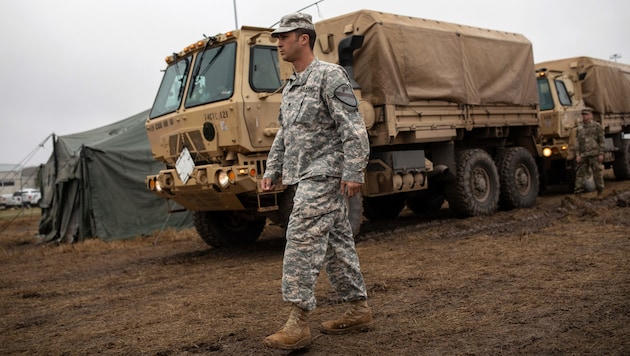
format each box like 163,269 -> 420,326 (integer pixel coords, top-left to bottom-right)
0,206 -> 37,236
152,212 -> 172,245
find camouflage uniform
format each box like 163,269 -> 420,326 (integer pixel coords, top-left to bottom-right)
263,58 -> 370,311
574,119 -> 605,193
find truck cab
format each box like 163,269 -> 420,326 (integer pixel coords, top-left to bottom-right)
145,27 -> 296,247
536,70 -> 581,145
145,28 -> 288,205
535,68 -> 583,187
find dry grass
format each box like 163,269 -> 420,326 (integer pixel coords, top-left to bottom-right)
1,180 -> 630,355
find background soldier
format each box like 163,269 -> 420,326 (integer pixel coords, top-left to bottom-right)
574,107 -> 605,196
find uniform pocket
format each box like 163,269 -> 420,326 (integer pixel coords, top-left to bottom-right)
292,178 -> 340,218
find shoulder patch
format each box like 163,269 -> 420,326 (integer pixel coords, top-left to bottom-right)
334,84 -> 358,107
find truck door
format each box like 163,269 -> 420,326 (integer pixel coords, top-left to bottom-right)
555,75 -> 581,138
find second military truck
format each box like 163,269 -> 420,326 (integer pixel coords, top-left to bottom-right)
145,10 -> 542,247
535,56 -> 630,190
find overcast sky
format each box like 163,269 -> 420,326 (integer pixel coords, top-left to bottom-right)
1,0 -> 628,167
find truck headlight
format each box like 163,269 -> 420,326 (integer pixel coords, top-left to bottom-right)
542,147 -> 552,157
216,170 -> 230,189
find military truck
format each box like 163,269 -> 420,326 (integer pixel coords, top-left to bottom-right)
535,57 -> 630,190
145,10 -> 542,247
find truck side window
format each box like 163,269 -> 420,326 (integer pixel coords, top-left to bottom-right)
554,79 -> 572,107
537,77 -> 554,111
250,46 -> 282,92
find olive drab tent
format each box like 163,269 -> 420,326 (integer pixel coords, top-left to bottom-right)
39,109 -> 192,243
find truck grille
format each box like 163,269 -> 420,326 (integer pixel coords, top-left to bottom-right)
169,131 -> 206,156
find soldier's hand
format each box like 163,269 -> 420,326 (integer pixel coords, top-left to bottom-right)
260,177 -> 275,191
598,154 -> 604,163
341,181 -> 362,197
576,155 -> 582,163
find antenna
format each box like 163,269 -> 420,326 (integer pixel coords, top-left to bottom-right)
610,53 -> 622,62
233,0 -> 239,29
269,0 -> 325,28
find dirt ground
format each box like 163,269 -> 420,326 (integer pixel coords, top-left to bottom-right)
1,171 -> 630,355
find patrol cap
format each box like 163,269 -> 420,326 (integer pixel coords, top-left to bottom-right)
581,107 -> 594,114
271,12 -> 315,37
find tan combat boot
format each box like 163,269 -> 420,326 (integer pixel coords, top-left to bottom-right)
263,305 -> 312,350
321,299 -> 374,334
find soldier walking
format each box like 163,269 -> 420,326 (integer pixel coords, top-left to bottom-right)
260,12 -> 373,350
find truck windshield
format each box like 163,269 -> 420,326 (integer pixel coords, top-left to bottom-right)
185,42 -> 237,108
537,77 -> 554,111
149,58 -> 190,119
250,46 -> 282,91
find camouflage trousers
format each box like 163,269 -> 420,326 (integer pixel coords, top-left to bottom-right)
574,155 -> 604,193
282,176 -> 367,311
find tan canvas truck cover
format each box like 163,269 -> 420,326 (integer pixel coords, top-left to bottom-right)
536,56 -> 630,114
314,9 -> 538,107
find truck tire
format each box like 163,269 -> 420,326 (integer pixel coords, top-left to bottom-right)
192,211 -> 265,248
496,147 -> 539,210
445,149 -> 499,216
567,160 -> 577,192
363,193 -> 406,220
274,185 -> 296,230
613,138 -> 630,180
405,188 -> 445,214
347,193 -> 364,238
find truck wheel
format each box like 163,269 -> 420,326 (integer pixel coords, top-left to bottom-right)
497,147 -> 539,209
362,193 -> 406,220
192,211 -> 265,248
613,138 -> 630,180
347,193 -> 364,238
567,159 -> 578,192
274,185 -> 297,230
405,188 -> 445,214
446,149 -> 499,216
